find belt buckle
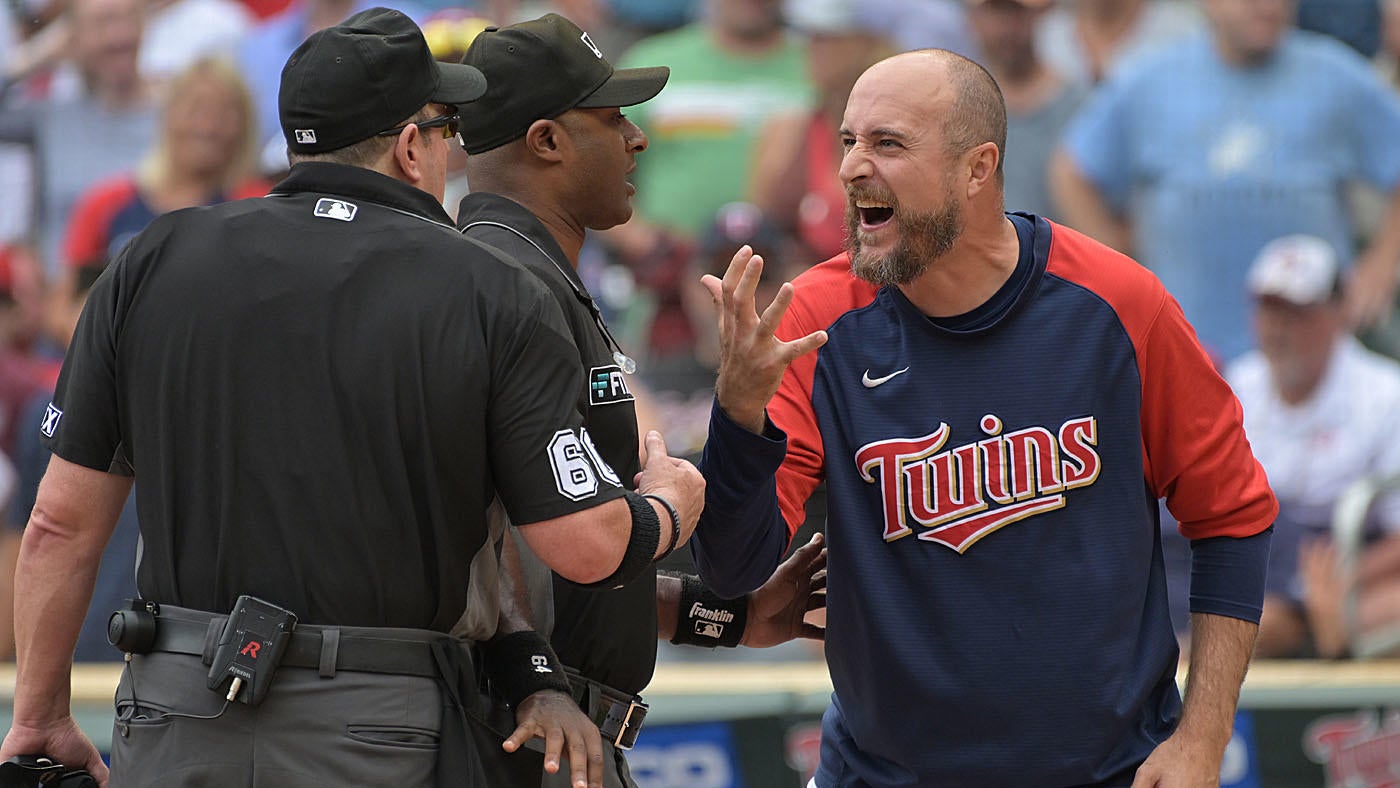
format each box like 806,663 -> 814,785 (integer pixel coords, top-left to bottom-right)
611,699 -> 648,750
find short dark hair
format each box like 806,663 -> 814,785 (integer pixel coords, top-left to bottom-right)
935,51 -> 1007,180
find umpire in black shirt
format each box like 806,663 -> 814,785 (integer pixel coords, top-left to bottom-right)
455,15 -> 828,787
0,9 -> 704,788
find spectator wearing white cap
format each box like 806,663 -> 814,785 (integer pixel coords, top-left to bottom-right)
1227,234 -> 1400,658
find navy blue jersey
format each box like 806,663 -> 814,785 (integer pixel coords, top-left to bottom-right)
715,216 -> 1276,787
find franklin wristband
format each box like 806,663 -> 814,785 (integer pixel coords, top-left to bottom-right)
579,491 -> 661,589
479,631 -> 571,708
645,493 -> 681,562
668,573 -> 748,648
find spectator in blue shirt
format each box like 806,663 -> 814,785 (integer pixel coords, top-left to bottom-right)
1051,0 -> 1400,362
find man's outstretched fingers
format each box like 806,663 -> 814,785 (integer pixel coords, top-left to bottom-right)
783,329 -> 829,364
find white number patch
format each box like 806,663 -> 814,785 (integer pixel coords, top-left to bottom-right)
547,428 -> 622,501
582,429 -> 622,488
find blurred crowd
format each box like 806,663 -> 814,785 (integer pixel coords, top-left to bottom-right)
2,0 -> 1400,664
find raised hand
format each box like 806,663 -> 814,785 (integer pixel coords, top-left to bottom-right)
701,245 -> 827,435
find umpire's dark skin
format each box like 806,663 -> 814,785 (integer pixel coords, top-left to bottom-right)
464,99 -> 824,656
462,50 -> 827,788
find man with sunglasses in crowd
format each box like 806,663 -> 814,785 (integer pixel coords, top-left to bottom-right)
0,8 -> 706,788
452,15 -> 829,787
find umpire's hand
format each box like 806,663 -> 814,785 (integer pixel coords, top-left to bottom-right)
740,532 -> 827,648
634,431 -> 704,553
503,689 -> 603,788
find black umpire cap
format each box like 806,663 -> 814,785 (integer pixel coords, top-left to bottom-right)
279,7 -> 488,154
456,13 -> 669,154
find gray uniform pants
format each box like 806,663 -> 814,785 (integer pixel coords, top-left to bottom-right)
110,651 -> 446,787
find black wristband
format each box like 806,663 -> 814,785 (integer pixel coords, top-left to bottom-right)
478,631 -> 571,708
645,493 -> 681,562
576,491 -> 661,589
668,573 -> 748,648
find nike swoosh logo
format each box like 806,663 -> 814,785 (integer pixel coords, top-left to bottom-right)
862,367 -> 910,388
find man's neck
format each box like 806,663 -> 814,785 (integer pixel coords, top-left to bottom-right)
991,61 -> 1059,115
497,189 -> 587,267
899,214 -> 1020,318
711,26 -> 783,58
1079,0 -> 1140,28
89,78 -> 145,112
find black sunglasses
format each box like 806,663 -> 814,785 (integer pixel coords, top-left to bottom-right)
377,112 -> 460,140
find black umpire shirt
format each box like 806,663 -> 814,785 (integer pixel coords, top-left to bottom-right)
42,163 -> 626,632
458,193 -> 655,694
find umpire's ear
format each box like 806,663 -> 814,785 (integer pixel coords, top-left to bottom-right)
522,118 -> 568,164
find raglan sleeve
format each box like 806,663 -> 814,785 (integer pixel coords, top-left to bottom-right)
1139,289 -> 1277,622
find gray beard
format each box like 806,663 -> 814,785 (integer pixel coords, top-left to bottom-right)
846,199 -> 964,287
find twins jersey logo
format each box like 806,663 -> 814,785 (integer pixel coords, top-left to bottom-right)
40,403 -> 62,438
854,414 -> 1101,552
589,365 -> 634,406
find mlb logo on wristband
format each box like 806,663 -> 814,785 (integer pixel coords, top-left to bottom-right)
695,621 -> 724,639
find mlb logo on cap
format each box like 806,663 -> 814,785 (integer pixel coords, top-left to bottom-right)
295,129 -> 318,144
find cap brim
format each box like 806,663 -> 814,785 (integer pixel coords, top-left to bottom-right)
576,66 -> 670,109
432,62 -> 489,105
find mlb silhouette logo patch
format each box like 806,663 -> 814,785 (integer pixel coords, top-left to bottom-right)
40,403 -> 62,438
314,198 -> 357,222
294,129 -> 317,144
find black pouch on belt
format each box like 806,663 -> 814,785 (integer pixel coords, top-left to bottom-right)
205,595 -> 297,705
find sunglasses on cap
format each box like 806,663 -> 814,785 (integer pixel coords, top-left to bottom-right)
377,112 -> 461,140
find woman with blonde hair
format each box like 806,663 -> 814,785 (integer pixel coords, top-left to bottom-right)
47,56 -> 266,340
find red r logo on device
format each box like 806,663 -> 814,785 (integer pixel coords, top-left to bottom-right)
240,640 -> 260,658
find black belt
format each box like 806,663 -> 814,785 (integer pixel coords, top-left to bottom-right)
564,667 -> 648,750
147,604 -> 460,680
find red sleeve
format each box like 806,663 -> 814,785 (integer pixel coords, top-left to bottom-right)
769,254 -> 880,539
1046,223 -> 1277,540
62,177 -> 137,269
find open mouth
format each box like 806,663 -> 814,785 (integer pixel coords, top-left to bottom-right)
856,200 -> 894,229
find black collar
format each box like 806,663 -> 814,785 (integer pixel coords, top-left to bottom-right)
455,191 -> 637,373
455,192 -> 587,294
271,162 -> 455,226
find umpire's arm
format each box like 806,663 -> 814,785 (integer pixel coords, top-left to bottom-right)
0,455 -> 130,785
